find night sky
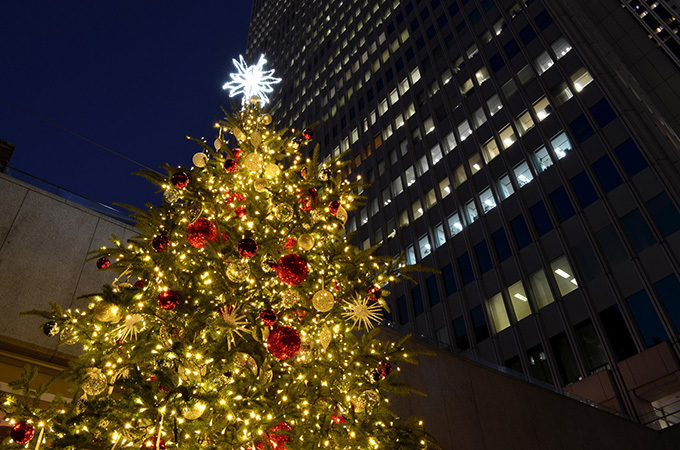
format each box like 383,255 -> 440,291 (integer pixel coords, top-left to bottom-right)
1,2 -> 253,211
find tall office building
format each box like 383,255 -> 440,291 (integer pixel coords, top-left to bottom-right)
246,0 -> 680,426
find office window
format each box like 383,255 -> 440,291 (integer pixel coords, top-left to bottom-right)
511,215 -> 532,249
551,37 -> 572,58
508,280 -> 531,321
439,177 -> 451,199
492,228 -> 512,261
430,144 -> 443,165
488,293 -> 511,332
514,161 -> 533,187
360,207 -> 369,225
569,114 -> 594,143
412,286 -> 424,316
369,198 -> 379,216
468,153 -> 483,175
475,240 -> 493,273
500,125 -> 517,148
535,50 -> 554,75
425,189 -> 437,209
533,144 -> 553,173
406,245 -> 416,264
470,305 -> 489,342
453,316 -> 470,350
489,52 -> 505,72
596,224 -> 629,267
412,199 -> 424,220
498,173 -> 514,199
405,166 -> 416,186
504,38 -> 520,58
517,110 -> 535,133
592,155 -> 622,192
590,98 -> 617,128
550,332 -> 580,384
501,79 -> 518,100
460,78 -> 474,95
458,252 -> 475,285
424,116 -> 435,134
600,305 -> 637,361
553,81 -> 573,105
653,275 -> 680,333
530,201 -> 553,236
473,106 -> 487,128
534,10 -> 554,29
627,290 -> 668,347
434,223 -> 447,247
442,263 -> 458,295
621,209 -> 656,252
458,120 -> 473,140
571,67 -> 594,92
475,67 -> 490,85
487,94 -> 502,115
646,192 -> 680,237
528,345 -> 553,384
614,138 -> 647,177
448,212 -> 463,236
551,131 -> 572,159
549,186 -> 576,222
392,176 -> 403,196
382,187 -> 392,206
418,234 -> 432,258
398,295 -> 408,324
574,319 -> 610,372
416,155 -> 429,175
465,199 -> 479,223
482,138 -> 500,163
427,275 -> 441,306
550,256 -> 579,296
530,269 -> 554,308
479,187 -> 497,213
573,239 -> 603,281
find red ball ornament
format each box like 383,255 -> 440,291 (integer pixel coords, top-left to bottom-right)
299,188 -> 318,212
300,167 -> 309,179
140,435 -> 166,449
96,257 -> 110,269
328,200 -> 341,215
284,237 -> 297,249
259,308 -> 277,327
267,326 -> 301,360
231,147 -> 243,160
367,285 -> 382,301
186,218 -> 218,249
224,159 -> 238,173
234,205 -> 247,219
157,289 -> 180,310
10,420 -> 35,444
171,172 -> 189,189
276,254 -> 308,286
375,361 -> 392,379
302,128 -> 314,140
152,235 -> 170,252
238,238 -> 258,258
134,280 -> 145,288
331,414 -> 347,424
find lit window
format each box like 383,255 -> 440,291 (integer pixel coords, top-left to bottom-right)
424,116 -> 435,134
458,120 -> 472,140
448,212 -> 463,236
418,235 -> 432,258
369,198 -> 379,216
444,132 -> 456,153
499,125 -> 517,148
430,144 -> 443,164
551,131 -> 572,159
392,178 -> 403,197
382,187 -> 391,206
412,199 -> 424,220
535,51 -> 554,75
514,161 -> 534,187
487,94 -> 503,115
395,113 -> 405,129
533,97 -> 552,121
460,78 -> 474,95
508,280 -> 532,321
553,82 -> 573,105
454,164 -> 467,187
533,145 -> 553,172
406,245 -> 417,264
530,269 -> 554,309
482,138 -> 500,163
435,223 -> 447,247
498,173 -> 514,199
399,209 -> 409,228
493,18 -> 505,35
390,88 -> 399,104
570,68 -> 593,92
551,37 -> 572,59
466,199 -> 479,223
479,187 -> 497,213
550,256 -> 579,296
473,106 -> 487,128
441,68 -> 452,84
518,110 -> 535,133
411,67 -> 421,83
405,167 -> 416,186
399,78 -> 409,95
405,102 -> 416,118
360,207 -> 368,225
488,293 -> 511,332
475,67 -> 490,84
382,123 -> 393,140
426,189 -> 437,209
466,44 -> 479,59
439,177 -> 451,199
379,99 -> 388,115
351,128 -> 359,144
468,153 -> 483,175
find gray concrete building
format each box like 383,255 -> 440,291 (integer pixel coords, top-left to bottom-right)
245,0 -> 680,428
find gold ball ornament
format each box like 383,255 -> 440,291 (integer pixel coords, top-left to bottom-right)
243,153 -> 264,171
181,402 -> 206,420
336,206 -> 348,224
226,261 -> 250,283
253,178 -> 269,193
298,234 -> 314,251
312,290 -> 335,312
264,163 -> 281,178
192,152 -> 209,167
261,113 -> 272,125
82,370 -> 108,396
93,301 -> 121,323
250,131 -> 263,148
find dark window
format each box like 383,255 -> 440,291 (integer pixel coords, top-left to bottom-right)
621,209 -> 656,252
397,12 -> 404,23
569,171 -> 598,208
442,263 -> 458,295
411,18 -> 420,32
506,355 -> 523,374
406,47 -> 415,60
489,52 -> 505,72
519,25 -> 537,44
574,320 -> 610,372
471,305 -> 490,341
456,21 -> 466,32
627,290 -> 668,347
398,295 -> 408,325
427,25 -> 436,39
388,22 -> 396,34
458,252 -> 475,284
596,224 -> 629,267
437,13 -> 447,27
481,0 -> 494,11
592,155 -> 623,192
528,344 -> 553,384
469,8 -> 481,24
573,240 -> 603,281
590,98 -> 617,128
412,286 -> 424,315
600,305 -> 637,361
654,275 -> 680,333
614,138 -> 647,177
475,240 -> 493,273
406,2 -> 414,13
376,78 -> 385,92
504,38 -> 520,58
386,68 -> 394,81
426,275 -> 441,306
416,36 -> 425,50
550,332 -> 580,384
420,7 -> 430,20
492,228 -> 512,261
395,57 -> 404,72
549,187 -> 576,222
449,2 -> 460,16
529,201 -> 553,236
646,192 -> 680,237
569,115 -> 594,143
510,215 -> 532,248
534,10 -> 554,29
453,316 -> 470,350
367,88 -> 374,101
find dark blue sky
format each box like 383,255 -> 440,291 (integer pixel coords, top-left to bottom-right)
1,2 -> 252,210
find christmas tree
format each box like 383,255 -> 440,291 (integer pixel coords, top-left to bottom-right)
0,57 -> 438,449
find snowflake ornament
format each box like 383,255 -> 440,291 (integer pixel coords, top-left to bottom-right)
114,314 -> 144,341
222,54 -> 281,105
218,304 -> 249,350
342,294 -> 383,330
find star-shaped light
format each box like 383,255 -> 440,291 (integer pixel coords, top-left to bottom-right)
222,54 -> 281,105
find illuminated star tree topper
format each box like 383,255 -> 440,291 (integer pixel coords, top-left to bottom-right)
222,54 -> 281,105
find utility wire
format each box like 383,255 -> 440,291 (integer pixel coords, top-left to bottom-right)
0,96 -> 160,173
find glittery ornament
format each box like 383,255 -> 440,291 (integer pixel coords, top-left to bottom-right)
171,172 -> 189,189
367,285 -> 382,301
234,205 -> 247,219
297,342 -> 315,364
243,153 -> 264,171
10,421 -> 35,444
284,237 -> 297,248
261,113 -> 272,125
193,152 -> 209,167
336,206 -> 348,224
373,361 -> 392,380
214,138 -> 222,150
280,289 -> 302,308
276,254 -> 309,286
140,435 -> 166,450
300,167 -> 309,179
355,390 -> 379,414
187,201 -> 202,222
319,325 -> 333,351
331,414 -> 347,424
232,127 -> 246,142
253,178 -> 269,192
265,421 -> 293,448
298,234 -> 314,251
312,290 -> 334,312
319,168 -> 332,181
259,308 -> 277,326
43,320 -> 60,336
238,238 -> 258,258
134,280 -> 145,288
302,128 -> 314,140
96,257 -> 110,269
274,204 -> 294,222
251,130 -> 263,147
157,289 -> 180,310
261,255 -> 276,272
163,189 -> 180,204
291,137 -> 303,147
267,325 -> 301,360
299,188 -> 318,212
328,200 -> 341,215
231,147 -> 243,160
234,352 -> 258,375
186,218 -> 218,248
82,370 -> 107,396
224,159 -> 238,173
181,401 -> 206,420
226,261 -> 250,283
93,301 -> 121,322
152,234 -> 170,252
264,163 -> 280,177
